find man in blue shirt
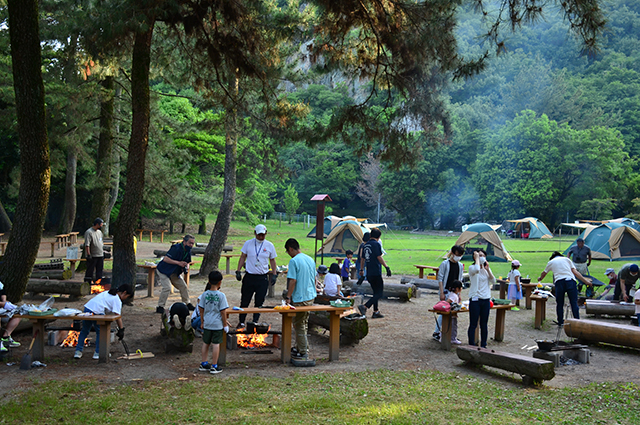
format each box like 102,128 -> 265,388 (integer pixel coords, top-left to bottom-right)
358,228 -> 391,319
284,238 -> 317,361
156,234 -> 196,314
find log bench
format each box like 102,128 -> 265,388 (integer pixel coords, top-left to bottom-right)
531,295 -> 548,329
585,299 -> 636,318
26,279 -> 90,298
413,264 -> 438,279
456,345 -> 555,385
344,280 -> 417,301
564,318 -> 640,349
429,304 -> 514,350
15,313 -> 120,363
221,305 -> 351,365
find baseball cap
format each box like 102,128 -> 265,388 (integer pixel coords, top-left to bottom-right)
255,224 -> 267,234
511,260 -> 521,267
630,264 -> 639,273
93,217 -> 104,225
576,238 -> 584,243
317,265 -> 328,274
605,268 -> 615,275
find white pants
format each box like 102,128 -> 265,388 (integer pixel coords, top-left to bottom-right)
157,271 -> 190,307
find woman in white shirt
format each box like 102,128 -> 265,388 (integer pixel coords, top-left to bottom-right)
467,249 -> 494,348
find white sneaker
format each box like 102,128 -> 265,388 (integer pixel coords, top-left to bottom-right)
173,315 -> 182,329
74,351 -> 82,359
93,352 -> 111,360
452,339 -> 462,345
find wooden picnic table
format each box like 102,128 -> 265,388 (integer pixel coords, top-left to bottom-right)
55,233 -> 71,249
521,283 -> 538,309
222,305 -> 351,364
530,295 -> 548,329
69,232 -> 80,244
136,229 -> 168,243
414,265 -> 439,279
428,304 -> 514,350
220,254 -> 241,275
15,313 -> 121,363
138,264 -> 157,297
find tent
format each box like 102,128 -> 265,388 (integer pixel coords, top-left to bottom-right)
307,215 -> 342,238
604,218 -> 640,232
563,222 -> 640,261
506,217 -> 553,239
455,223 -> 513,262
316,219 -> 364,257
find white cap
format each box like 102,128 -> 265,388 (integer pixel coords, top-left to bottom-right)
255,224 -> 267,234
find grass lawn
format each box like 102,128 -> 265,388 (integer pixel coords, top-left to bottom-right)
1,370 -> 638,424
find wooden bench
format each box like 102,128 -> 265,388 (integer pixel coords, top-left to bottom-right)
221,305 -> 351,365
456,346 -> 555,385
55,233 -> 71,249
138,264 -> 158,297
136,229 -> 168,243
414,265 -> 439,279
69,231 -> 80,244
429,304 -> 514,350
530,295 -> 548,329
15,313 -> 121,363
220,254 -> 241,275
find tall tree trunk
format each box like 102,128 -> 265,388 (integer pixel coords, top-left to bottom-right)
0,0 -> 50,302
112,23 -> 154,290
90,76 -> 115,226
200,76 -> 238,276
0,199 -> 12,232
59,146 -> 78,233
105,86 -> 123,236
198,214 -> 206,235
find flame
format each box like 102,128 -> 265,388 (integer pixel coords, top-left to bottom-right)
60,331 -> 90,348
91,281 -> 106,294
236,326 -> 271,349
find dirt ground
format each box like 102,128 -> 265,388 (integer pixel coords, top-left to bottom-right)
2,240 -> 640,397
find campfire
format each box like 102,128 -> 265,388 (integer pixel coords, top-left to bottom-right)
60,331 -> 90,348
236,325 -> 271,349
90,279 -> 106,294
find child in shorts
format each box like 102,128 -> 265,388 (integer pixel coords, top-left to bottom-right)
198,271 -> 229,374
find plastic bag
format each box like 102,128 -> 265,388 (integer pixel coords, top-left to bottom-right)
54,308 -> 83,317
38,297 -> 55,311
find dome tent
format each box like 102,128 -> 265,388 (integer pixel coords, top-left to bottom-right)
316,219 -> 364,257
506,217 -> 553,239
456,223 -> 513,262
563,222 -> 640,261
306,215 -> 342,238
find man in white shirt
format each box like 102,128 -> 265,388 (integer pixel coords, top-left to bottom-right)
538,251 -> 591,326
235,224 -> 277,328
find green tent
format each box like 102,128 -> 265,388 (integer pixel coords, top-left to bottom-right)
506,217 -> 553,239
563,222 -> 640,261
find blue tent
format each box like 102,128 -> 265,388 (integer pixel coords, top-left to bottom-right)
456,223 -> 512,262
564,222 -> 640,261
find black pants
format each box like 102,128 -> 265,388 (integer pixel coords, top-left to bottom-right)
84,256 -> 104,283
239,273 -> 269,324
613,279 -> 634,301
364,275 -> 384,311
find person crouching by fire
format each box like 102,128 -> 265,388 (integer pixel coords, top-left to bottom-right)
73,284 -> 133,360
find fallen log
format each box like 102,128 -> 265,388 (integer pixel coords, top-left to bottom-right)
585,300 -> 636,317
26,279 -> 90,297
308,311 -> 368,345
564,318 -> 640,349
30,269 -> 72,280
456,345 -> 555,385
343,281 -> 417,301
400,277 -> 440,290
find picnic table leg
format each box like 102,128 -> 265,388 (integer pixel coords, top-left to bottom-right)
525,287 -> 533,310
69,260 -> 77,279
147,269 -> 156,297
219,330 -> 227,365
281,313 -> 293,364
30,319 -> 46,361
161,232 -> 165,243
419,269 -> 424,279
494,309 -> 507,341
534,299 -> 546,329
149,231 -> 153,243
138,230 -> 143,242
499,282 -> 507,300
328,311 -> 341,361
50,242 -> 55,257
97,322 -> 111,363
225,257 -> 231,275
440,314 -> 453,350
